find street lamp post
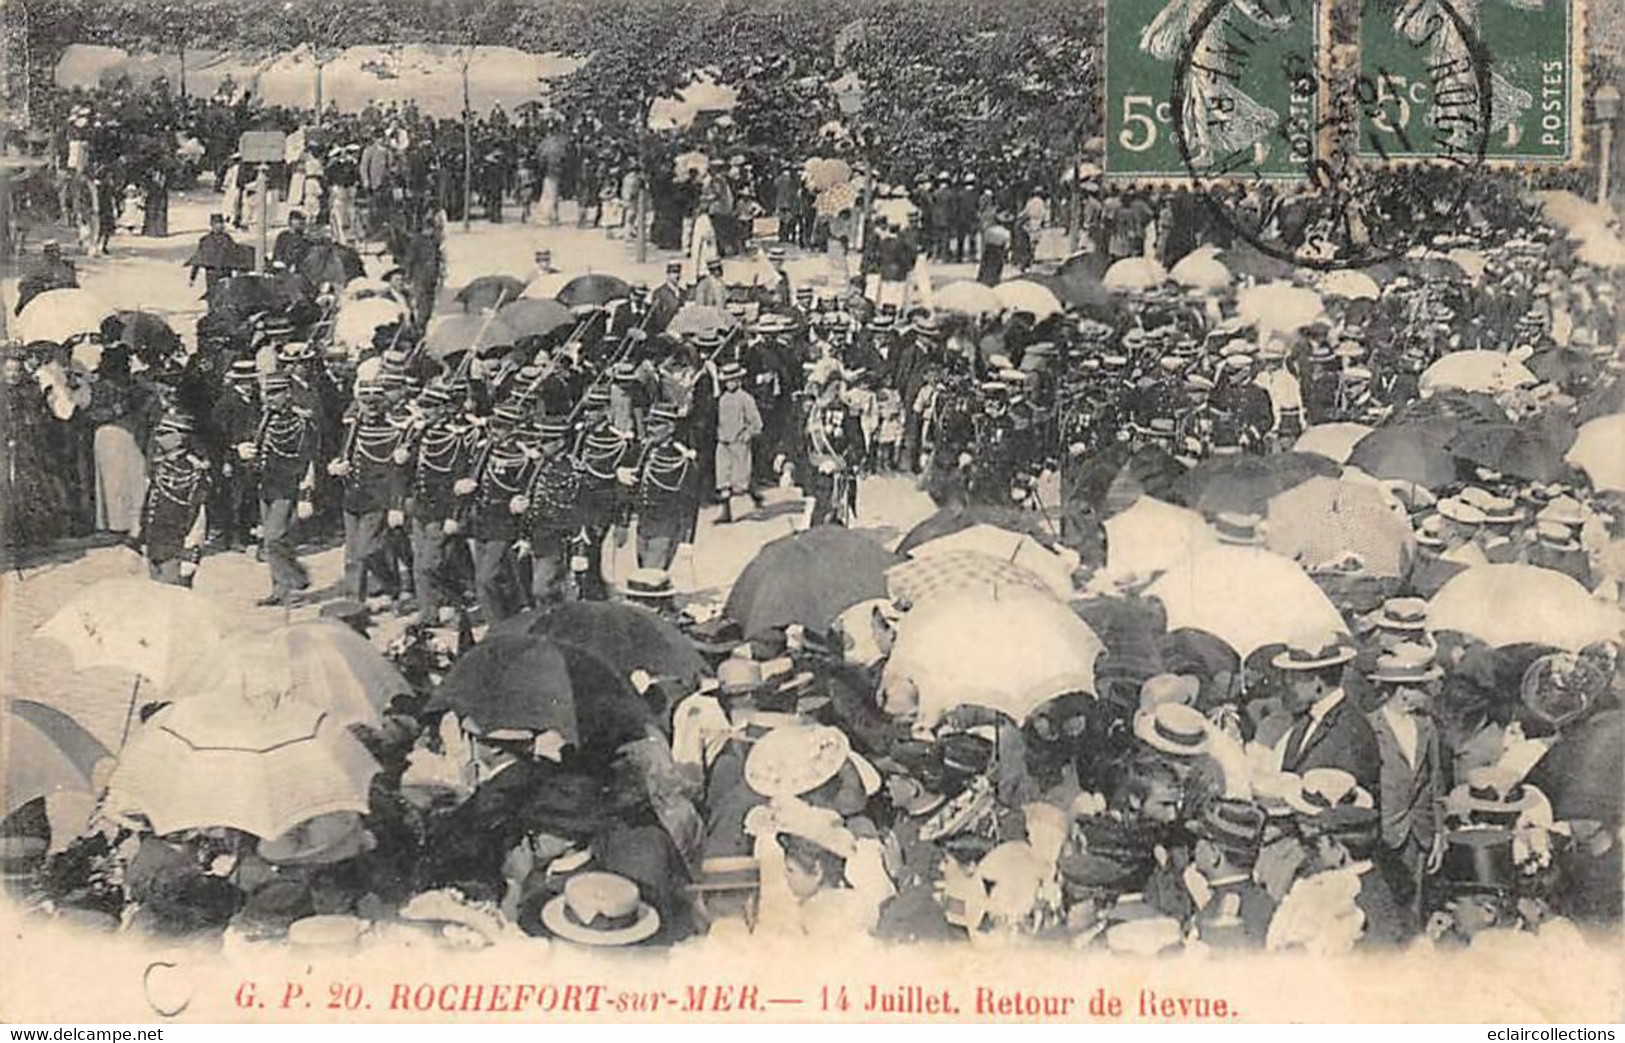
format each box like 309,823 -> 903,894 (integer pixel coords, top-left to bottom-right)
1594,84 -> 1621,207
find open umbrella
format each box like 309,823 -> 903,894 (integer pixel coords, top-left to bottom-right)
5,700 -> 112,818
15,288 -> 110,345
106,701 -> 378,838
1430,565 -> 1625,650
1103,496 -> 1217,578
341,277 -> 392,301
334,297 -> 408,351
432,633 -> 579,743
207,272 -> 313,318
667,303 -> 739,338
108,310 -> 181,358
1420,350 -> 1536,397
522,271 -> 572,300
1265,477 -> 1416,578
1293,422 -> 1374,464
815,182 -> 860,217
726,527 -> 902,636
1568,415 -> 1625,492
1216,244 -> 1300,282
1447,248 -> 1488,282
1346,426 -> 1458,489
163,621 -> 411,730
1146,545 -> 1348,658
1170,247 -> 1231,292
1527,347 -> 1599,390
495,601 -> 709,690
934,280 -> 1003,316
1317,270 -> 1380,301
1446,417 -> 1576,483
908,523 -> 1075,600
556,273 -> 632,308
1102,257 -> 1168,292
296,241 -> 365,288
455,274 -> 526,312
1039,269 -> 1113,310
883,590 -> 1104,728
36,579 -> 223,691
802,157 -> 852,192
675,150 -> 710,179
498,297 -> 576,340
1171,452 -> 1339,517
886,551 -> 1056,607
1237,281 -> 1325,335
896,504 -> 1057,555
994,279 -> 1063,320
423,312 -> 520,360
1526,710 -> 1621,827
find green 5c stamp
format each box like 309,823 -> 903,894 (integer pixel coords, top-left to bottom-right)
1359,0 -> 1584,162
1105,0 -> 1321,179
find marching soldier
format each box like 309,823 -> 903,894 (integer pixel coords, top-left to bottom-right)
634,404 -> 702,571
251,372 -> 319,606
575,412 -> 640,601
141,412 -> 212,586
408,384 -> 478,627
213,359 -> 262,550
521,416 -> 582,607
802,380 -> 864,527
469,403 -> 540,623
330,382 -> 411,605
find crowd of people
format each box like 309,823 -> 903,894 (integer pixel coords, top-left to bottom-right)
3,69 -> 1625,957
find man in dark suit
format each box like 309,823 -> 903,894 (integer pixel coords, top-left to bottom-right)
1271,636 -> 1383,799
1365,645 -> 1446,910
649,261 -> 685,333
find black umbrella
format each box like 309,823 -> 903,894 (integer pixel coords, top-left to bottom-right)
556,274 -> 632,308
1171,452 -> 1338,517
1446,415 -> 1576,482
455,275 -> 527,312
296,242 -> 365,288
896,504 -> 1058,555
498,297 -> 576,340
430,634 -> 578,744
726,527 -> 901,636
1527,709 -> 1622,827
206,272 -> 314,318
493,601 -> 709,690
106,310 -> 181,358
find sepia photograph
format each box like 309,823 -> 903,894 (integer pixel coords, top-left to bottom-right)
0,0 -> 1621,1025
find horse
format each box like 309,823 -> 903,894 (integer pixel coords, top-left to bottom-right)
385,219 -> 444,329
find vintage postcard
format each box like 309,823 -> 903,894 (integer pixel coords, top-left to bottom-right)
1,0 -> 1622,1026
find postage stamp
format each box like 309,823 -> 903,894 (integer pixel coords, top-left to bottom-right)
1357,0 -> 1586,163
1104,0 -> 1323,179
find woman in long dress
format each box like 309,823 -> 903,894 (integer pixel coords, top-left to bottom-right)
86,346 -> 150,537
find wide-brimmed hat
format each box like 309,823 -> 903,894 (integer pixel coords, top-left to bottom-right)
1132,703 -> 1210,757
716,657 -> 764,696
1271,634 -> 1357,671
1534,519 -> 1580,552
1138,673 -> 1200,712
1248,771 -> 1302,818
540,872 -> 660,947
744,724 -> 852,798
1450,767 -> 1541,817
1414,514 -> 1447,548
1367,643 -> 1443,685
1519,652 -> 1597,729
622,567 -> 676,601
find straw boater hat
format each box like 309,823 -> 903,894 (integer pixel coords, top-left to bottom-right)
1285,767 -> 1375,818
1372,596 -> 1429,632
745,724 -> 853,799
1534,519 -> 1581,552
621,567 -> 675,602
719,362 -> 746,383
1132,702 -> 1211,757
1449,767 -> 1542,818
1212,512 -> 1265,546
1436,498 -> 1486,526
1271,634 -> 1357,671
716,657 -> 764,696
1366,643 -> 1444,685
540,871 -> 660,947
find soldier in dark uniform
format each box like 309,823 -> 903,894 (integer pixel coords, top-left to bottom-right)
188,213 -> 244,294
213,360 -> 262,549
521,416 -> 582,608
252,373 -> 318,606
965,383 -> 1021,507
743,321 -> 791,490
141,412 -> 212,586
468,404 -> 539,623
634,404 -> 702,571
406,383 -> 477,627
802,381 -> 865,527
574,416 -> 640,601
330,382 -> 410,605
